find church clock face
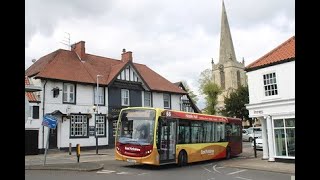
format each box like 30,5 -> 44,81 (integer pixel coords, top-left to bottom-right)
218,64 -> 224,70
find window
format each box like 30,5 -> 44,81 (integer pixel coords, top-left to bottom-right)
144,92 -> 152,107
178,120 -> 190,144
191,122 -> 203,143
237,70 -> 241,88
121,89 -> 130,106
203,122 -> 212,142
274,118 -> 295,157
70,115 -> 88,138
263,72 -> 278,96
94,87 -> 104,105
95,115 -> 106,137
220,70 -> 225,89
163,94 -> 171,109
32,106 -> 39,119
125,67 -> 130,80
63,83 -> 76,104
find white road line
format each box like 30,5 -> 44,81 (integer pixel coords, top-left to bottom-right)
216,167 -> 225,169
96,170 -> 116,174
212,165 -> 221,173
116,172 -> 131,175
207,178 -> 215,180
202,167 -> 212,172
228,169 -> 247,175
235,177 -> 252,180
138,173 -> 149,176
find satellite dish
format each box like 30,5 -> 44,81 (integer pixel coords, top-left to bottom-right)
32,59 -> 36,63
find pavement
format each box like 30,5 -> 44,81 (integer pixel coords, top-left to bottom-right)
25,145 -> 295,174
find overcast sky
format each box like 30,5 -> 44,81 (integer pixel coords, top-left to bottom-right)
25,0 -> 295,110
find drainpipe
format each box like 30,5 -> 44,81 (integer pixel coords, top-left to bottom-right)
42,80 -> 47,150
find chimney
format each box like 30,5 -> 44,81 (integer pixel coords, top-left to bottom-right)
71,41 -> 86,60
121,48 -> 132,62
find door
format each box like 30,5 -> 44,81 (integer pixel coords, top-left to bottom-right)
25,130 -> 39,155
158,118 -> 177,163
49,128 -> 57,149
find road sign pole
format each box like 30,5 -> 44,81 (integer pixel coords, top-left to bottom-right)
43,127 -> 50,165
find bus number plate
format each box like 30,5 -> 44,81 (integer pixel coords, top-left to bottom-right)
127,159 -> 136,163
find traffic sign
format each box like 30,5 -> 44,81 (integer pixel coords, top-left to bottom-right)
42,114 -> 58,129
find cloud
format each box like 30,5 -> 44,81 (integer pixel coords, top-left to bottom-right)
25,0 -> 295,111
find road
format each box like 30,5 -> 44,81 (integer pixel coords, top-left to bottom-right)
25,142 -> 294,180
26,158 -> 292,180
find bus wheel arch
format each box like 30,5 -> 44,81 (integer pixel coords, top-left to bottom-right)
226,146 -> 231,159
178,150 -> 188,166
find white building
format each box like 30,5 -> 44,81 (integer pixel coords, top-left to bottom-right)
245,36 -> 295,161
25,77 -> 42,155
25,42 -> 186,154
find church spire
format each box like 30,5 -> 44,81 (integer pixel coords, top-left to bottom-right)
219,0 -> 237,63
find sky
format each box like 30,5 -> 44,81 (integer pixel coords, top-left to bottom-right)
25,0 -> 295,110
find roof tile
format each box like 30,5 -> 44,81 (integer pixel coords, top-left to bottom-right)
25,45 -> 186,94
246,36 -> 295,71
25,76 -> 39,102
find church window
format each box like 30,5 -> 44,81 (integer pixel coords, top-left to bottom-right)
237,70 -> 241,88
220,70 -> 225,90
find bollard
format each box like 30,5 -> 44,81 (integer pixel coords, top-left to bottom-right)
69,143 -> 72,155
76,144 -> 80,163
253,137 -> 257,158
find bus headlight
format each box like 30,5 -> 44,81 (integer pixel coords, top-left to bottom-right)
145,150 -> 152,155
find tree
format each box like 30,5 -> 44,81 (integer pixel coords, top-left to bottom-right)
198,69 -> 222,115
181,81 -> 198,103
220,85 -> 253,126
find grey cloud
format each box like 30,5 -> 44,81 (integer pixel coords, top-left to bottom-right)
25,0 -> 113,47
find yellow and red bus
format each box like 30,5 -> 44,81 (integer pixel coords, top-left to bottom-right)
115,107 -> 242,166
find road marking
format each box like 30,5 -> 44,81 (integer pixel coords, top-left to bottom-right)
212,164 -> 221,174
207,178 -> 215,180
138,173 -> 149,176
202,166 -> 212,172
116,172 -> 131,175
97,170 -> 116,174
216,167 -> 225,169
228,169 -> 247,175
235,177 -> 252,180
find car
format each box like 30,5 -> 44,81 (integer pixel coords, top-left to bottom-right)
242,127 -> 262,142
251,137 -> 263,150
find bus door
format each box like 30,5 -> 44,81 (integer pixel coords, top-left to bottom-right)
158,118 -> 177,163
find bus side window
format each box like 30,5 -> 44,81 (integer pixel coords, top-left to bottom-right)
156,118 -> 162,150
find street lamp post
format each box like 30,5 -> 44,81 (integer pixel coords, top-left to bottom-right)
96,75 -> 102,155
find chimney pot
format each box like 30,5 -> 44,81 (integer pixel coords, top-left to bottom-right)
121,49 -> 133,62
71,41 -> 86,60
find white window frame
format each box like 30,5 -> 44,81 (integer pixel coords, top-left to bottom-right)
125,67 -> 130,80
163,93 -> 171,109
70,115 -> 88,137
94,86 -> 104,105
144,91 -> 152,107
63,83 -> 75,103
263,72 -> 278,97
121,89 -> 130,106
273,118 -> 295,158
95,115 -> 106,137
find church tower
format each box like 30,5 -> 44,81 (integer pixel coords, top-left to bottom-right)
212,0 -> 247,113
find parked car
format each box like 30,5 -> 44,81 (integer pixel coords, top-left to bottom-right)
251,136 -> 263,150
242,127 -> 262,142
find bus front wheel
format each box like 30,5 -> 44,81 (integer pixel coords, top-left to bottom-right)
178,151 -> 188,166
